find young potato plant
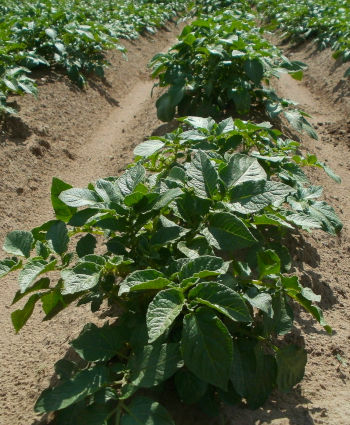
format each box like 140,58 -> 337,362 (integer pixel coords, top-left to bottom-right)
0,117 -> 342,424
150,7 -> 317,138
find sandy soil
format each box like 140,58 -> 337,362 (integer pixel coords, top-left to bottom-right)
0,25 -> 349,425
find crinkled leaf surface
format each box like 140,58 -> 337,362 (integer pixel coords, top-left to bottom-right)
147,288 -> 185,343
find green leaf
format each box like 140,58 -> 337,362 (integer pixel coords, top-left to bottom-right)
147,288 -> 185,343
189,282 -> 251,322
11,294 -> 41,332
119,269 -> 171,296
284,110 -> 318,140
243,287 -> 273,317
156,86 -> 184,122
176,192 -> 211,223
71,323 -> 127,362
35,365 -> 109,413
181,308 -> 233,390
41,289 -> 65,317
121,397 -> 174,425
45,28 -> 57,39
76,234 -> 97,258
61,262 -> 102,295
18,258 -> 57,292
203,212 -> 257,251
3,230 -> 33,257
128,343 -> 183,388
253,214 -> 293,229
231,340 -> 277,409
257,249 -> 281,278
276,345 -> 307,392
95,179 -> 123,203
231,89 -> 251,113
59,188 -> 101,207
174,369 -> 208,405
220,154 -> 267,188
263,292 -> 294,335
0,258 -> 22,278
179,255 -> 229,281
134,140 -> 165,157
51,178 -> 77,222
307,201 -> 342,235
151,216 -> 188,246
229,180 -> 294,214
244,58 -> 264,84
118,164 -> 146,197
46,221 -> 69,255
187,150 -> 218,198
152,188 -> 183,211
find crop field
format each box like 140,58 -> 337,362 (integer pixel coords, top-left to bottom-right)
0,1 -> 349,425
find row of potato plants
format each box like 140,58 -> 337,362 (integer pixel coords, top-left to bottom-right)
0,0 -> 190,115
0,1 -> 343,424
253,0 -> 350,78
150,5 -> 318,139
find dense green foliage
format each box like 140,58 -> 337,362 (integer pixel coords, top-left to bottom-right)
150,7 -> 317,139
0,0 -> 189,113
1,116 -> 341,423
254,0 -> 350,77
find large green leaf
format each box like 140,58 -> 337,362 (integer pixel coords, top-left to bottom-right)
11,293 -> 41,333
35,365 -> 109,413
134,139 -> 165,157
59,188 -> 101,207
276,345 -> 307,392
219,154 -> 267,188
231,340 -> 277,409
156,85 -> 184,122
61,262 -> 102,295
187,150 -> 218,198
307,201 -> 342,235
146,288 -> 185,343
71,323 -> 127,362
244,58 -> 264,84
0,258 -> 22,278
181,308 -> 233,390
151,216 -> 188,246
51,177 -> 77,222
128,343 -> 183,388
119,269 -> 171,296
3,230 -> 33,257
95,179 -> 123,203
189,282 -> 251,322
117,164 -> 146,197
179,255 -> 228,280
18,258 -> 57,292
229,180 -> 294,214
203,212 -> 257,251
121,397 -> 174,425
46,221 -> 69,255
174,369 -> 208,405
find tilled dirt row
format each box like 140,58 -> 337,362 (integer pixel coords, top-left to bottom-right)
0,22 -> 349,425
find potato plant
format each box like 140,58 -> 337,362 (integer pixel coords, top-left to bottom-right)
0,0 -> 190,113
150,7 -> 317,138
0,117 -> 341,424
253,0 -> 350,77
